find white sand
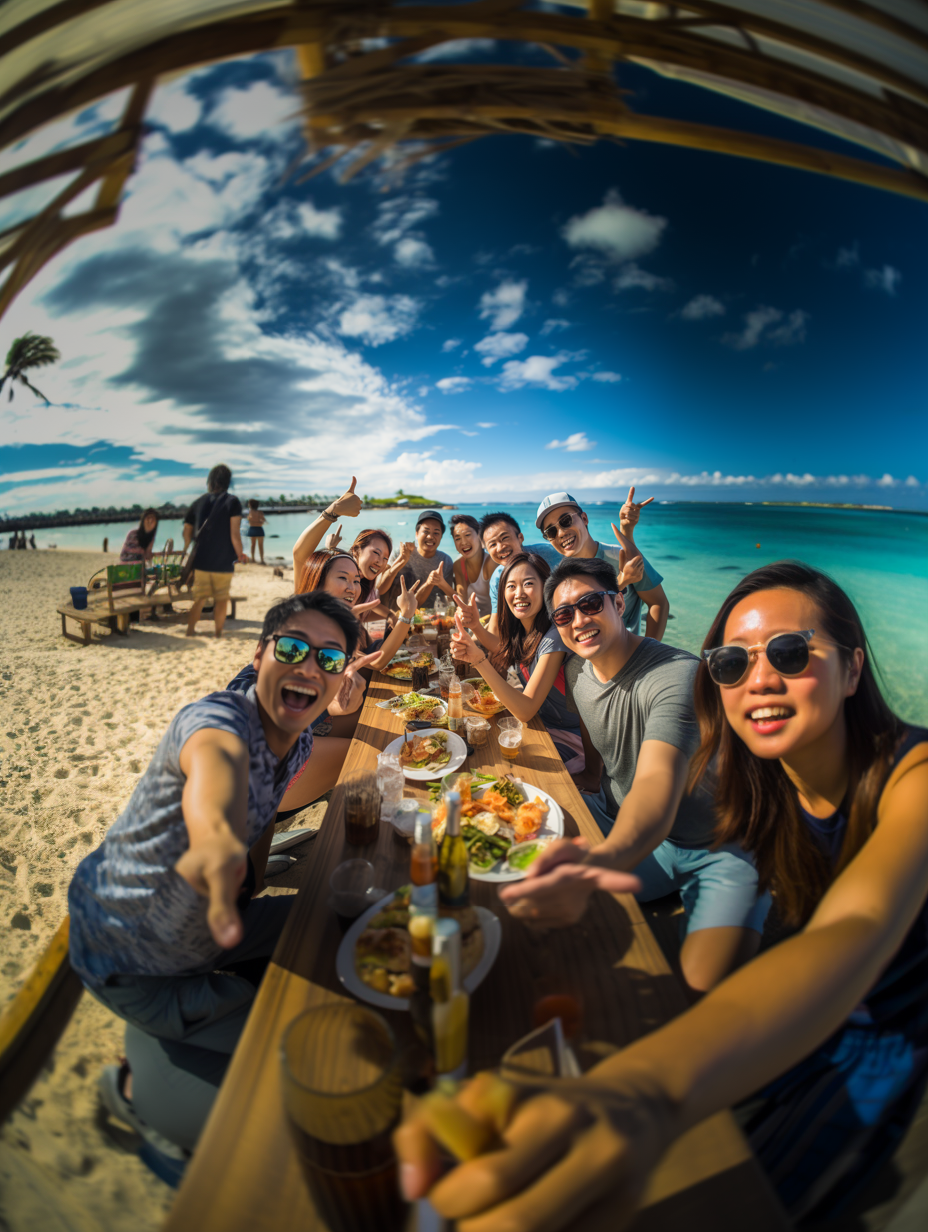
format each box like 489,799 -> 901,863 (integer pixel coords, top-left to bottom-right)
0,549 -> 325,1230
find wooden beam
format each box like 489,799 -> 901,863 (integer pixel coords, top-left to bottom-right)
0,208 -> 117,321
0,128 -> 134,201
814,0 -> 928,58
94,77 -> 152,210
0,0 -> 115,60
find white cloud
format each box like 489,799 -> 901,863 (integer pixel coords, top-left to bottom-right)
591,371 -> 621,383
876,472 -> 898,487
414,39 -> 497,62
336,294 -> 421,346
681,294 -> 725,321
540,319 -> 571,335
207,81 -> 300,142
298,200 -> 343,239
561,189 -> 667,263
394,237 -> 435,268
146,79 -> 203,133
498,353 -> 577,392
836,242 -> 860,269
474,332 -> 529,366
723,306 -> 808,351
372,196 -> 439,246
442,338 -> 462,352
905,476 -> 921,487
262,198 -> 342,241
864,265 -> 901,295
436,377 -> 472,394
613,263 -> 674,293
478,279 -> 527,331
546,432 -> 596,452
476,422 -> 497,428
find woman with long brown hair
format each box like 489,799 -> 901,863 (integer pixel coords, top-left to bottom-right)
397,561 -> 928,1226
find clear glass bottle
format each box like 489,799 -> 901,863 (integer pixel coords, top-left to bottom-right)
437,791 -> 469,908
447,672 -> 463,734
430,918 -> 469,1080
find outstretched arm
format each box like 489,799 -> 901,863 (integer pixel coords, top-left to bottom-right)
366,577 -> 422,670
450,613 -> 562,723
397,749 -> 928,1232
292,477 -> 362,578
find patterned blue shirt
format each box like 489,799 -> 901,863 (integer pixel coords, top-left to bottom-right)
68,681 -> 313,988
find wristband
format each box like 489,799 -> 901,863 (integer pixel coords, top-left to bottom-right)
321,508 -> 338,522
397,615 -> 412,625
475,656 -> 488,666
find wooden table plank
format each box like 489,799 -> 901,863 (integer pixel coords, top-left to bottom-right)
165,673 -> 790,1231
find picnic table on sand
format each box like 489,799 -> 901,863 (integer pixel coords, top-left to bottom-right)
165,668 -> 791,1231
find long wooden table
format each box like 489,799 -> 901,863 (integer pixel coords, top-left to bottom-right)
165,672 -> 790,1231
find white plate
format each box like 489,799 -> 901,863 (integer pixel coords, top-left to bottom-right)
336,893 -> 502,1012
383,728 -> 467,781
466,780 -> 564,883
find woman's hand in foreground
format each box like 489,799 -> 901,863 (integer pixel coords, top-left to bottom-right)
394,1066 -> 674,1232
451,612 -> 482,665
452,591 -> 482,631
327,477 -> 362,521
499,838 -> 641,927
396,575 -> 422,622
329,651 -> 380,716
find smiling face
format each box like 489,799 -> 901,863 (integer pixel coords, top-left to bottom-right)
143,513 -> 158,533
483,520 -> 524,567
504,562 -> 544,624
551,576 -> 625,661
355,535 -> 390,580
452,522 -> 480,559
416,519 -> 443,558
323,556 -> 362,606
253,609 -> 347,744
541,505 -> 590,557
717,587 -> 862,762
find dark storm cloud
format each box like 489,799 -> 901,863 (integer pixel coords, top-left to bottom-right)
43,247 -> 359,447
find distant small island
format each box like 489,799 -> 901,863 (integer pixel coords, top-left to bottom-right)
0,489 -> 454,533
759,501 -> 896,511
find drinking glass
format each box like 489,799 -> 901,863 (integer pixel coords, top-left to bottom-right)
344,772 -> 380,846
375,752 -> 404,820
281,1005 -> 407,1232
497,716 -> 523,762
329,859 -> 375,917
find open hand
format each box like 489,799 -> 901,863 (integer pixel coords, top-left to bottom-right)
451,591 -> 481,631
328,477 -> 362,520
174,830 -> 248,948
499,838 -> 641,927
331,651 -> 380,715
619,486 -> 654,537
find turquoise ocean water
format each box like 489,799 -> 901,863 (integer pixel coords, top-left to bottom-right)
22,502 -> 928,724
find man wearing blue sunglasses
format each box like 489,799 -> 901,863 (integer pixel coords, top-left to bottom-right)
68,591 -> 376,1170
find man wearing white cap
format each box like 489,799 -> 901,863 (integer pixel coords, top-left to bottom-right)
486,488 -> 669,640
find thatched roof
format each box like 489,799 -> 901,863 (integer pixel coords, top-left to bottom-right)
1,1 -> 926,320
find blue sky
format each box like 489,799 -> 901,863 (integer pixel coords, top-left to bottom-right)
1,38 -> 926,516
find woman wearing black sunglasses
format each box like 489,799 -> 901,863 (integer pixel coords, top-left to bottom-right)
396,561 -> 928,1228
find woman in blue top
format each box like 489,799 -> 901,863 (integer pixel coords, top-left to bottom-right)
450,552 -> 584,768
397,561 -> 928,1228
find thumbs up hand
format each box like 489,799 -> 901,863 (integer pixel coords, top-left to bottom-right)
330,476 -> 362,520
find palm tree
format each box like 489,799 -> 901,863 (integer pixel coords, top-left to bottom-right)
0,333 -> 60,404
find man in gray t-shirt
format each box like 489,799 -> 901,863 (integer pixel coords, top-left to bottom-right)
500,556 -> 770,994
385,510 -> 454,610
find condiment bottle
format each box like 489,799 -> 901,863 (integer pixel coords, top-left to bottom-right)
438,791 -> 469,908
447,673 -> 463,734
409,811 -> 438,967
431,918 -> 469,1080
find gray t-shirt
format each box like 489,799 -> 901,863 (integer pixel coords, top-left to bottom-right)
68,683 -> 313,988
387,545 -> 454,609
565,639 -> 716,847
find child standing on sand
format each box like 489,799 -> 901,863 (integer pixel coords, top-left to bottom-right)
246,499 -> 266,564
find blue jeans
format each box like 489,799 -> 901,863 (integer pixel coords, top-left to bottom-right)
582,784 -> 771,936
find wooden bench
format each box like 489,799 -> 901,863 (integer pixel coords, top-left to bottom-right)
57,595 -> 246,645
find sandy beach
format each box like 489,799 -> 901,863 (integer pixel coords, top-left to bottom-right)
0,549 -> 325,1230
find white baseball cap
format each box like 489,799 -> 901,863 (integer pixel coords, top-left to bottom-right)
535,491 -> 582,530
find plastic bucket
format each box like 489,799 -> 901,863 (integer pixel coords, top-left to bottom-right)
70,586 -> 88,610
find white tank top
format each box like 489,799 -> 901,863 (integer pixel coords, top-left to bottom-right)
464,552 -> 492,617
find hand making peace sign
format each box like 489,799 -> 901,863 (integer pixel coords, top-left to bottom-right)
619,485 -> 654,536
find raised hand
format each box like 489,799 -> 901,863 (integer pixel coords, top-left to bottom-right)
426,566 -> 452,595
328,476 -> 362,520
451,591 -> 481,631
398,540 -> 415,566
397,576 -> 422,622
325,525 -> 342,550
331,650 -> 380,715
498,838 -> 641,927
174,830 -> 248,948
619,486 -> 654,537
451,611 -> 481,664
614,545 -> 645,591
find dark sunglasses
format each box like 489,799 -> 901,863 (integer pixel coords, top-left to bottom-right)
268,634 -> 347,675
542,511 -> 578,541
703,629 -> 820,687
551,590 -> 617,627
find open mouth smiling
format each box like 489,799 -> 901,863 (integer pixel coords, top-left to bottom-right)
572,625 -> 600,649
746,704 -> 794,733
280,682 -> 319,715
557,531 -> 580,552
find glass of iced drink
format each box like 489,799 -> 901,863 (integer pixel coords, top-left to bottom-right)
281,1005 -> 407,1232
344,772 -> 380,846
497,716 -> 523,762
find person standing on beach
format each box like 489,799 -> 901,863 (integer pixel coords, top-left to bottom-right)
382,510 -> 454,610
183,465 -> 247,639
245,499 -> 266,565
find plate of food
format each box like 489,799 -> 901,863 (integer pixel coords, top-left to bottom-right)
430,773 -> 564,883
383,728 -> 467,780
336,886 -> 501,1010
461,678 -> 508,718
375,691 -> 448,726
383,649 -> 436,681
